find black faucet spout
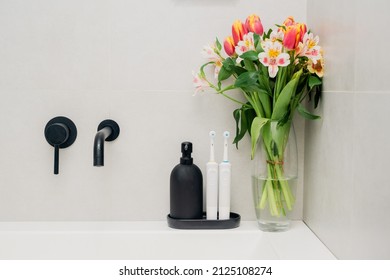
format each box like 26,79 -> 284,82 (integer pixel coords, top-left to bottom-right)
93,127 -> 112,167
93,119 -> 120,167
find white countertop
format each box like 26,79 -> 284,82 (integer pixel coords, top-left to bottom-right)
0,221 -> 335,260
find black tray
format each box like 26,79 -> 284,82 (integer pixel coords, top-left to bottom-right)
167,212 -> 240,230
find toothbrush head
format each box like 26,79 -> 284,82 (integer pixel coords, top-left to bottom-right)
223,131 -> 230,139
209,131 -> 216,139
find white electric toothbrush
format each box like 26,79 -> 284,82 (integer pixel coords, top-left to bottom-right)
206,131 -> 218,220
218,131 -> 231,220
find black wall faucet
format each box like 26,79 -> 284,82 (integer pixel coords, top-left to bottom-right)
45,116 -> 77,174
93,119 -> 120,167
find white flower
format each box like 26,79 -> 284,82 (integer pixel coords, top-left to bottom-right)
202,44 -> 223,79
202,45 -> 220,62
192,71 -> 210,95
258,41 -> 290,78
299,32 -> 321,63
235,32 -> 255,63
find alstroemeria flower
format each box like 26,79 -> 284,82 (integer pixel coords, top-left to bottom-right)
232,20 -> 247,45
269,30 -> 284,42
308,51 -> 324,77
235,32 -> 255,63
213,60 -> 223,79
201,44 -> 223,78
299,32 -> 322,63
201,45 -> 220,62
192,71 -> 210,94
223,36 -> 235,56
245,14 -> 264,35
258,41 -> 290,78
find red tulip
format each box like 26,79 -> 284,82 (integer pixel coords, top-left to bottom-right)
245,14 -> 264,35
232,20 -> 247,45
223,36 -> 235,56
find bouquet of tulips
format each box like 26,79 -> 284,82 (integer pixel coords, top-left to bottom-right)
193,14 -> 323,217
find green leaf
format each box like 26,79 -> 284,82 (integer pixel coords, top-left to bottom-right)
243,59 -> 256,72
314,86 -> 321,108
245,108 -> 257,136
218,66 -> 232,81
297,103 -> 321,120
277,110 -> 291,127
271,70 -> 302,120
234,71 -> 258,89
222,57 -> 235,71
254,33 -> 264,53
218,58 -> 234,81
235,109 -> 248,147
233,105 -> 256,148
257,72 -> 272,97
258,90 -> 272,118
250,117 -> 269,159
264,28 -> 273,39
233,109 -> 241,148
240,51 -> 259,61
274,66 -> 287,99
308,75 -> 322,90
215,37 -> 222,51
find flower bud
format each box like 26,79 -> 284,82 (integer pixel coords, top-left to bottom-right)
245,14 -> 264,35
223,36 -> 235,56
282,16 -> 295,27
232,20 -> 247,45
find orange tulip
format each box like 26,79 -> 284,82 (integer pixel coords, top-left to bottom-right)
245,14 -> 264,35
232,20 -> 247,45
223,36 -> 235,56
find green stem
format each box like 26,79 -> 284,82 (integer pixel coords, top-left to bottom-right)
258,122 -> 295,217
242,91 -> 264,118
220,92 -> 246,106
259,180 -> 268,209
266,164 -> 279,216
275,165 -> 295,211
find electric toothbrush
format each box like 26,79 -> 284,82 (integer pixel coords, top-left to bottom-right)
206,131 -> 218,220
218,131 -> 231,220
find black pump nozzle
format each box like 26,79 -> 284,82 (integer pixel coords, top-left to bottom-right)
180,142 -> 193,165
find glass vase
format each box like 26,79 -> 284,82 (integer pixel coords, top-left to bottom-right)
252,120 -> 298,232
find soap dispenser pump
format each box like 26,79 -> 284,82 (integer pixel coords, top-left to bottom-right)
170,142 -> 203,219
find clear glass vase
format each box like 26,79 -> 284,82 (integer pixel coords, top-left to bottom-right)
252,120 -> 298,232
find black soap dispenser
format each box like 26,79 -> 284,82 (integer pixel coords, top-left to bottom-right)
170,142 -> 203,219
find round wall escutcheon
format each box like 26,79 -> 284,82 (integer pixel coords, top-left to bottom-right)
97,119 -> 120,141
45,116 -> 77,148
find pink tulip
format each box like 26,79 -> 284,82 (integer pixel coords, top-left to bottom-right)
297,23 -> 307,43
283,26 -> 298,50
223,36 -> 236,56
245,14 -> 264,35
232,20 -> 247,45
281,17 -> 307,50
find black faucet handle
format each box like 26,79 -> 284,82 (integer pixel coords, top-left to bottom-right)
45,116 -> 77,174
